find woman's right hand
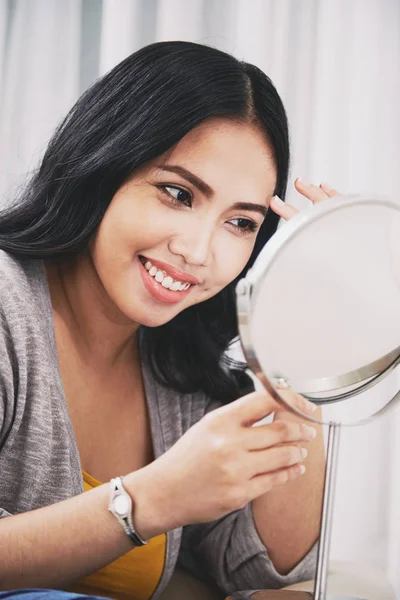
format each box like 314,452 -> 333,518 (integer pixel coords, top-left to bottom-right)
0,388 -> 316,590
127,389 -> 317,537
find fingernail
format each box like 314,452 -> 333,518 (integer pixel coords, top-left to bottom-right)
298,464 -> 306,475
321,181 -> 333,192
300,448 -> 308,460
272,195 -> 284,206
276,378 -> 290,389
303,425 -> 317,440
297,177 -> 310,186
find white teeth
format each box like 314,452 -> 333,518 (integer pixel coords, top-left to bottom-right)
141,257 -> 193,292
162,276 -> 173,289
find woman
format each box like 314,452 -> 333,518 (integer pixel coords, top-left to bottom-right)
0,41 -> 335,600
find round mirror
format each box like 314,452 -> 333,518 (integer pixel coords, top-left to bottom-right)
236,195 -> 400,426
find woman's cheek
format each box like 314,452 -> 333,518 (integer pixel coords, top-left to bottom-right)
213,240 -> 252,289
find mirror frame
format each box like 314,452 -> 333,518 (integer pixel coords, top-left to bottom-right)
236,195 -> 400,426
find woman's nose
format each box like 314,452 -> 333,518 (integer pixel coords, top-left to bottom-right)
168,221 -> 214,267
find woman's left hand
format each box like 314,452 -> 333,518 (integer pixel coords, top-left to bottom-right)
270,177 -> 341,222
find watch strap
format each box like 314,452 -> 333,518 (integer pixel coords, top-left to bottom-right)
108,476 -> 148,546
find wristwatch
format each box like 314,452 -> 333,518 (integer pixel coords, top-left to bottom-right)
108,476 -> 148,546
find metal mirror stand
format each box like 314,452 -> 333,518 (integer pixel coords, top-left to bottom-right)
236,277 -> 400,600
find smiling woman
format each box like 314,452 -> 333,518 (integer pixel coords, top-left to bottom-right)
0,41 -> 324,600
87,117 -> 276,330
0,41 -> 286,402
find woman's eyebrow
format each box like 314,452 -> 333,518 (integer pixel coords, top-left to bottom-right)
231,202 -> 267,218
157,165 -> 213,197
157,164 -> 268,217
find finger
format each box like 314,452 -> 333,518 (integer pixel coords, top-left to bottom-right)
248,443 -> 307,480
249,463 -> 306,498
269,195 -> 299,221
276,385 -> 318,416
274,404 -> 323,423
245,419 -> 317,451
294,177 -> 328,204
320,181 -> 341,197
224,390 -> 281,426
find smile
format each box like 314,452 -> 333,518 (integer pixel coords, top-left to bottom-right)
138,256 -> 197,305
139,256 -> 192,291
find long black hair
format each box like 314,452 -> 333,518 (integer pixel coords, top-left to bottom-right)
0,41 -> 289,402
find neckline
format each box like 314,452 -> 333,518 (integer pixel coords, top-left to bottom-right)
35,258 -> 164,488
82,469 -> 102,487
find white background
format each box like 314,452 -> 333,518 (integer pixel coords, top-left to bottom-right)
0,0 -> 399,596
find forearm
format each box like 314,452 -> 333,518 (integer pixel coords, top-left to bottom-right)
251,408 -> 325,575
0,467 -> 165,590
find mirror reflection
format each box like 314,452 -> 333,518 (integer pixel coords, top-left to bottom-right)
247,198 -> 400,407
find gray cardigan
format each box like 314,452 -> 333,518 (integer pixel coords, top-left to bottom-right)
0,250 -> 317,598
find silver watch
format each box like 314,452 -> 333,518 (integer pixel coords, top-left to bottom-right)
108,476 -> 148,546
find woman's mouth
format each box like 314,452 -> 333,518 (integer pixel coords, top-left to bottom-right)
137,256 -> 195,304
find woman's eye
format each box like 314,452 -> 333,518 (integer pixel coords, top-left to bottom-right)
160,185 -> 192,207
229,218 -> 259,235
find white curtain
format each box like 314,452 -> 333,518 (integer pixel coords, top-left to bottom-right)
1,0 -> 399,595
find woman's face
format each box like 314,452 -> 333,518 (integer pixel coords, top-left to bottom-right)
91,117 -> 277,327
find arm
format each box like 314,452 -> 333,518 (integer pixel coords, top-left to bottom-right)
178,497 -> 319,595
252,407 -> 325,574
0,305 -> 164,590
0,332 -> 314,592
177,400 -> 323,595
0,468 -> 162,590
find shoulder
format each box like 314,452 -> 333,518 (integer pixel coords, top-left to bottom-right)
0,250 -> 51,382
0,249 -> 42,304
0,251 -> 28,353
0,250 -> 48,328
0,252 -> 28,442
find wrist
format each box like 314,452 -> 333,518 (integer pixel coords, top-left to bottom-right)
122,465 -> 176,539
108,477 -> 148,545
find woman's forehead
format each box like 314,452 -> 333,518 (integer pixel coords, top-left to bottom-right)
152,118 -> 277,200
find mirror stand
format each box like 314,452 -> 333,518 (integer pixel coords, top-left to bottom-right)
265,421 -> 366,600
280,420 -> 368,600
313,421 -> 357,600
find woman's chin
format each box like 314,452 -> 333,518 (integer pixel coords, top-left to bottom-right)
120,303 -> 182,329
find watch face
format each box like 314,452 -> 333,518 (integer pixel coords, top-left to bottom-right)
114,495 -> 130,516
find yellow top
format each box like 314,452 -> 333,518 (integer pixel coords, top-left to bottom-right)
67,471 -> 167,600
